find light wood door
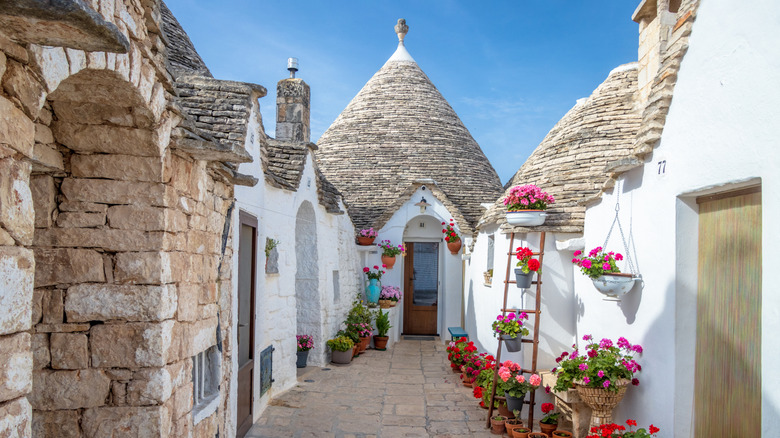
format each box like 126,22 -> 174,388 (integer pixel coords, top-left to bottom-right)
695,187 -> 761,436
403,242 -> 439,335
237,213 -> 257,438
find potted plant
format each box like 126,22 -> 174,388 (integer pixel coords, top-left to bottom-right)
357,227 -> 378,245
296,334 -> 313,368
491,312 -> 530,352
512,426 -> 531,438
483,269 -> 493,285
378,285 -> 401,308
498,361 -> 541,414
514,246 -> 540,289
373,309 -> 391,350
362,265 -> 386,303
490,415 -> 506,435
446,337 -> 474,371
585,419 -> 660,437
539,402 -> 560,435
553,335 -> 643,427
265,237 -> 279,272
552,431 -> 574,438
528,433 -> 549,438
377,240 -> 405,269
327,336 -> 354,364
505,410 -> 524,436
572,247 -> 637,298
441,219 -> 462,254
503,184 -> 555,226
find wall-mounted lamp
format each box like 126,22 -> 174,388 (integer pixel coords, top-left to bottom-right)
415,197 -> 431,214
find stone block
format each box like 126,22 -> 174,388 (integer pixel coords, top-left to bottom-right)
34,123 -> 54,145
41,289 -> 63,324
114,251 -> 173,285
32,409 -> 81,438
65,49 -> 86,75
30,369 -> 110,410
33,248 -> 104,288
32,333 -> 49,370
50,333 -> 88,370
0,158 -> 34,245
82,406 -> 171,438
57,201 -> 107,213
0,95 -> 34,159
51,101 -> 133,126
60,177 -> 167,206
172,413 -> 192,438
30,175 -> 56,228
170,383 -> 193,420
111,381 -> 127,406
176,283 -> 199,322
34,323 -> 90,333
0,227 -> 14,246
90,321 -> 175,368
127,367 -> 173,406
107,205 -> 164,231
0,397 -> 32,437
2,60 -> 46,120
55,211 -> 106,228
0,333 -> 32,403
65,284 -> 176,322
0,247 -> 34,335
71,153 -> 169,183
51,122 -> 163,156
33,228 -> 164,252
28,46 -> 69,92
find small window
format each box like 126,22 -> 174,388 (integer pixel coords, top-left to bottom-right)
333,270 -> 340,302
192,345 -> 221,424
487,234 -> 495,271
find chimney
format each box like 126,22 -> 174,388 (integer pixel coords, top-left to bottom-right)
275,57 -> 310,142
632,0 -> 680,104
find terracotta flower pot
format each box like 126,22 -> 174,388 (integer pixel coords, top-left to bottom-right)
505,419 -> 523,435
512,427 -> 531,438
447,239 -> 462,255
352,344 -> 359,358
528,433 -> 549,438
357,236 -> 375,246
539,421 -> 557,436
490,417 -> 506,435
358,336 -> 370,353
495,396 -> 514,419
381,254 -> 396,269
373,335 -> 388,350
551,431 -> 573,438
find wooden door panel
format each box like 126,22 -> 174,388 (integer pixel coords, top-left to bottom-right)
403,242 -> 438,335
237,214 -> 257,438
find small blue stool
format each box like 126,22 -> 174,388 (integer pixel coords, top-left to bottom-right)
447,327 -> 468,341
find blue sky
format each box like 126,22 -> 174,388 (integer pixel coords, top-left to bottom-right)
165,1 -> 639,184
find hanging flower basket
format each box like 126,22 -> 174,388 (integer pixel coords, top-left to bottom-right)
500,334 -> 522,352
591,273 -> 637,298
447,240 -> 462,255
506,210 -> 548,226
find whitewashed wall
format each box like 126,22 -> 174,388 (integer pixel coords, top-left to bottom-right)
371,187 -> 463,339
231,108 -> 362,427
578,0 -> 780,435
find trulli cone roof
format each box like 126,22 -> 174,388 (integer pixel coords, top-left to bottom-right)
315,20 -> 502,234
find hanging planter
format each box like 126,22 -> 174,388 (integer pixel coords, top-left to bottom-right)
442,219 -> 462,254
591,272 -> 637,298
378,240 -> 405,269
513,269 -> 534,289
447,239 -> 462,255
356,227 -> 377,245
504,391 -> 525,413
501,334 -> 522,352
357,236 -> 375,245
381,255 -> 396,269
502,184 -> 555,226
506,210 -> 548,226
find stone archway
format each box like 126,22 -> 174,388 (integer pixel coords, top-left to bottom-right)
25,67 -> 177,437
294,201 -> 322,365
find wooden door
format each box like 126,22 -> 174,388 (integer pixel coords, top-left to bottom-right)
694,187 -> 761,436
403,242 -> 439,335
237,212 -> 257,438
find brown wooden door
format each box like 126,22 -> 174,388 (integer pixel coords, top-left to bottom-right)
237,212 -> 257,438
694,187 -> 761,436
403,242 -> 439,335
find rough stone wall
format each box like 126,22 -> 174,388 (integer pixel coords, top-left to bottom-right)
0,1 -> 238,437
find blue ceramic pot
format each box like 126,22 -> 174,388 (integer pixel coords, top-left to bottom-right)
366,278 -> 381,303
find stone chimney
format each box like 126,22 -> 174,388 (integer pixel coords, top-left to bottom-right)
275,59 -> 310,142
632,0 -> 681,104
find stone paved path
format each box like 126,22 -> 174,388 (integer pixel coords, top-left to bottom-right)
247,339 -> 496,437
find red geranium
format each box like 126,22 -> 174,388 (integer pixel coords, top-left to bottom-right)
515,246 -> 541,273
441,220 -> 460,243
586,420 -> 659,437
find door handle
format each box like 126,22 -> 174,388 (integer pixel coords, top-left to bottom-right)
239,323 -> 248,328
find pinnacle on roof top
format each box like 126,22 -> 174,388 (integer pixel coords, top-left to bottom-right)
395,18 -> 409,45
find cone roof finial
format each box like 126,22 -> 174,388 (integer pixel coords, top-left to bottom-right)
395,18 -> 409,44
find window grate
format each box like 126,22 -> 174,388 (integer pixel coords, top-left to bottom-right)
192,345 -> 221,424
260,345 -> 274,396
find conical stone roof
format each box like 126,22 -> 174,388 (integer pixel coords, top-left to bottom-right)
315,20 -> 502,234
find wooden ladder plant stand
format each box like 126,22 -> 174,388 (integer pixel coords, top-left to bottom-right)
486,231 -> 546,429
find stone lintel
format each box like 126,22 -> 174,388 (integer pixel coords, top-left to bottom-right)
0,0 -> 130,53
170,134 -> 253,164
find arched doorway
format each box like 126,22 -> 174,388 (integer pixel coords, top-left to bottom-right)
295,201 -> 322,364
402,214 -> 446,335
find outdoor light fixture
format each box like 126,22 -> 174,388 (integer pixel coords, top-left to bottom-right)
415,197 -> 431,213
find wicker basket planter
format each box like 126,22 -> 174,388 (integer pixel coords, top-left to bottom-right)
575,379 -> 629,427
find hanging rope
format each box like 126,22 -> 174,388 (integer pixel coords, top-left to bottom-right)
601,180 -> 638,276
